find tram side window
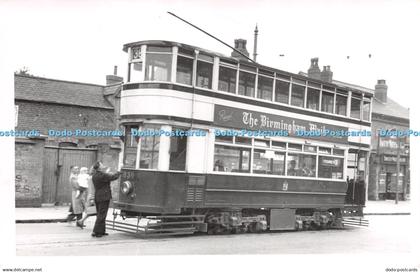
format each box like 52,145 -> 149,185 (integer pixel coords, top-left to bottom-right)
275,80 -> 290,104
123,126 -> 138,168
350,97 -> 361,119
196,61 -> 213,89
287,154 -> 316,177
218,66 -> 237,93
291,84 -> 305,107
321,92 -> 334,113
145,53 -> 172,82
253,149 -> 285,175
214,145 -> 250,172
362,100 -> 371,121
139,125 -> 160,169
238,71 -> 255,97
306,88 -> 320,110
257,76 -> 273,101
169,128 -> 187,171
335,95 -> 347,116
318,156 -> 344,179
176,56 -> 193,85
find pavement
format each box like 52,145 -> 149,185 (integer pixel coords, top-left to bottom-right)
15,200 -> 411,223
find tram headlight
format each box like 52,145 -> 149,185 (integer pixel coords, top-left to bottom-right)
121,181 -> 133,195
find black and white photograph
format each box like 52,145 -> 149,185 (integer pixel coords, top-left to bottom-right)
0,0 -> 419,271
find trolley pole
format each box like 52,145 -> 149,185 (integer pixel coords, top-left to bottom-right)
395,137 -> 401,204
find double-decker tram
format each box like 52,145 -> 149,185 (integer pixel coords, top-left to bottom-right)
108,40 -> 372,236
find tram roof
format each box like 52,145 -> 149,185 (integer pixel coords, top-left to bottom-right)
123,40 -> 374,96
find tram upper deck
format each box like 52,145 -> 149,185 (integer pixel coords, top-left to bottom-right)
119,40 -> 372,181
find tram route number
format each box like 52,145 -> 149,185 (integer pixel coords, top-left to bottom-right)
121,171 -> 135,179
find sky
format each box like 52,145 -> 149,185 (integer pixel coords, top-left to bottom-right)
1,0 -> 419,109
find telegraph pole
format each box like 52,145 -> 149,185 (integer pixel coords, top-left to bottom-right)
395,136 -> 401,204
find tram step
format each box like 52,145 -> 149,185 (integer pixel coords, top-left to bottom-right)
342,217 -> 369,227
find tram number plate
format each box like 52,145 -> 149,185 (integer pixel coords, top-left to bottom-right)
282,181 -> 288,191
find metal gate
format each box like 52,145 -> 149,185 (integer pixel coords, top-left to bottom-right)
42,146 -> 97,204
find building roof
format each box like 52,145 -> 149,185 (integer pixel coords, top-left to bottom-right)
14,74 -> 114,109
372,96 -> 409,120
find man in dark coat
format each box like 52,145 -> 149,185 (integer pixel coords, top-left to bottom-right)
91,161 -> 120,237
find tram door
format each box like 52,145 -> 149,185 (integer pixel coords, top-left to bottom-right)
345,150 -> 367,205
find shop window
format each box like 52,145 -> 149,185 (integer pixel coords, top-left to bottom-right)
214,145 -> 250,172
238,71 -> 256,97
318,156 -> 344,179
275,80 -> 289,104
169,128 -> 187,171
253,149 -> 285,175
218,66 -> 237,93
291,84 -> 305,107
139,125 -> 160,169
287,153 -> 316,177
196,61 -> 213,89
257,76 -> 273,101
321,92 -> 334,113
176,56 -> 193,85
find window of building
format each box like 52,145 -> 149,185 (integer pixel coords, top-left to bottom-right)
123,125 -> 138,168
287,153 -> 316,177
196,61 -> 213,89
218,66 -> 237,93
306,88 -> 320,110
291,84 -> 305,107
238,71 -> 256,97
214,145 -> 250,172
350,97 -> 361,119
139,125 -> 160,169
362,100 -> 371,121
257,76 -> 273,101
321,91 -> 334,113
318,156 -> 344,179
169,128 -> 187,170
253,149 -> 285,175
275,80 -> 290,104
335,95 -> 347,116
176,56 -> 193,85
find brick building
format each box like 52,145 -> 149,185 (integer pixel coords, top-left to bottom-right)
15,72 -> 123,207
368,80 -> 410,200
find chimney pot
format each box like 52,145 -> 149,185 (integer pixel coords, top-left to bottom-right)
308,57 -> 321,80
